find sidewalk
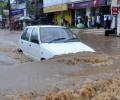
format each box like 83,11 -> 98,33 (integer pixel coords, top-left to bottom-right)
71,28 -> 105,35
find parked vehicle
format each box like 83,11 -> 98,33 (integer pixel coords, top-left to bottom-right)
18,25 -> 95,60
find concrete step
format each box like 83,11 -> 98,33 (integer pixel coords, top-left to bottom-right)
82,29 -> 105,34
72,28 -> 105,35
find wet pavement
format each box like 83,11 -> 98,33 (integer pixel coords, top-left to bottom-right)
0,29 -> 120,98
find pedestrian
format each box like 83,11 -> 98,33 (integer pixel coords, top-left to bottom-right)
108,15 -> 112,29
61,16 -> 64,26
2,18 -> 5,29
111,15 -> 117,30
84,16 -> 88,28
104,14 -> 107,29
96,14 -> 101,28
77,16 -> 80,24
91,16 -> 95,27
64,19 -> 69,27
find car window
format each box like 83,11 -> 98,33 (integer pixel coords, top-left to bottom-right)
40,27 -> 76,43
30,28 -> 39,44
21,28 -> 32,41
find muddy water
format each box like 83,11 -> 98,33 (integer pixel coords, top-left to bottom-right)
79,34 -> 120,53
0,30 -> 120,99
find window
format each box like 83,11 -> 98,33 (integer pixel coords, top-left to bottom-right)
30,28 -> 39,44
21,28 -> 32,41
40,27 -> 76,43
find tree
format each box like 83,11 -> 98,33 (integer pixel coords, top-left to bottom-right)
26,0 -> 43,18
0,1 -> 7,15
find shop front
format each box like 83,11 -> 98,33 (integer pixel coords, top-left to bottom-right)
91,0 -> 111,27
44,4 -> 72,26
69,1 -> 92,27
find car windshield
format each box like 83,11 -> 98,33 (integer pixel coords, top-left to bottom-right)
40,27 -> 79,43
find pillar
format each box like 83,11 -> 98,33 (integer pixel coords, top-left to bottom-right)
86,8 -> 91,28
117,9 -> 120,36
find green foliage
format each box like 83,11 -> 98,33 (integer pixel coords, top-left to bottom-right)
0,1 -> 7,9
26,0 -> 43,16
26,0 -> 36,15
0,1 -> 7,15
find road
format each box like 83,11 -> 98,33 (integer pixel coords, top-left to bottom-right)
0,29 -> 120,99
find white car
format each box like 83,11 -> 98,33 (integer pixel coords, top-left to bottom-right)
18,25 -> 95,60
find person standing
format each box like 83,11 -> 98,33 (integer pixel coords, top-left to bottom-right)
104,14 -> 107,29
108,14 -> 113,29
91,16 -> 95,27
96,14 -> 101,28
61,16 -> 64,26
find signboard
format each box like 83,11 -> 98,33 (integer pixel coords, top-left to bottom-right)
70,0 -> 91,3
118,0 -> 120,4
43,0 -> 69,7
11,3 -> 25,9
112,7 -> 118,15
43,0 -> 91,7
11,9 -> 24,15
44,4 -> 68,13
92,0 -> 106,7
69,1 -> 91,9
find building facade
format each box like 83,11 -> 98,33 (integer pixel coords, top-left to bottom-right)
43,0 -> 111,27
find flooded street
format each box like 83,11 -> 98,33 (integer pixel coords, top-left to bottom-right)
0,29 -> 120,99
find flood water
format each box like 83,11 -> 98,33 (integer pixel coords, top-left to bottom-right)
79,34 -> 120,54
0,30 -> 120,99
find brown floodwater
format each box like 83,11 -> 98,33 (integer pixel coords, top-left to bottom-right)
0,30 -> 120,99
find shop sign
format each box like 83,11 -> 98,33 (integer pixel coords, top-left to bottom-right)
93,0 -> 97,7
44,4 -> 68,13
11,9 -> 24,15
43,0 -> 69,7
92,0 -> 106,7
118,0 -> 120,4
70,0 -> 91,3
69,1 -> 92,9
112,7 -> 118,15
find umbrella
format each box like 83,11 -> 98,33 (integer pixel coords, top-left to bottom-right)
19,16 -> 31,21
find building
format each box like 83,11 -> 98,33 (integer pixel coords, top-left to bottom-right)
43,0 -> 111,28
43,0 -> 71,25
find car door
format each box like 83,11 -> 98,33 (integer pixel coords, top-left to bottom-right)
29,27 -> 41,60
20,28 -> 32,55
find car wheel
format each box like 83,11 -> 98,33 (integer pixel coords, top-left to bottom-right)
41,58 -> 46,61
17,48 -> 23,53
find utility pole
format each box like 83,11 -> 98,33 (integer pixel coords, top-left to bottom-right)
8,0 -> 12,30
35,0 -> 39,19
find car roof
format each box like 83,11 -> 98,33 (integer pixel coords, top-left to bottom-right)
26,25 -> 66,28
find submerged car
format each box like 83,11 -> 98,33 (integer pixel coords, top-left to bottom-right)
18,25 -> 95,60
